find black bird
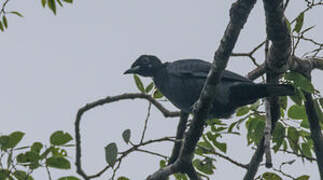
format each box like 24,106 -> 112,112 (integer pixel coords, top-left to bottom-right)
124,55 -> 294,118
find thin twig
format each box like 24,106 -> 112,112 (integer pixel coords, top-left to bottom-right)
88,136 -> 175,179
197,144 -> 248,169
136,148 -> 168,159
0,0 -> 10,16
45,165 -> 53,180
140,102 -> 152,143
264,98 -> 273,168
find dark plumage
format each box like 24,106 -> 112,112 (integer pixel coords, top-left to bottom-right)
124,55 -> 295,118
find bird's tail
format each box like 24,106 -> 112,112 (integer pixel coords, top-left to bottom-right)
261,84 -> 295,97
230,83 -> 295,107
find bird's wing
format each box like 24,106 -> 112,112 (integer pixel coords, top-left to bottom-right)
167,59 -> 252,82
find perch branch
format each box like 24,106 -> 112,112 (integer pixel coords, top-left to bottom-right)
74,93 -> 180,179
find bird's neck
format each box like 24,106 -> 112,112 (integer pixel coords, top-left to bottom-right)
151,63 -> 167,77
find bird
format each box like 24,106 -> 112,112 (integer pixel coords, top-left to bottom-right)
124,55 -> 295,119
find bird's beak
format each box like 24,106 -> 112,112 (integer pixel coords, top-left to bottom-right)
123,66 -> 140,74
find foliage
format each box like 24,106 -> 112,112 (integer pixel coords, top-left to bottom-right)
0,0 -> 73,32
0,131 -> 78,180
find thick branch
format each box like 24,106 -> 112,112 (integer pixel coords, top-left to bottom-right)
247,56 -> 323,80
304,92 -> 323,179
244,0 -> 291,179
148,0 -> 257,179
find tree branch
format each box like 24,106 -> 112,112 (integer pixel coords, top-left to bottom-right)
246,56 -> 323,80
148,0 -> 257,179
74,93 -> 180,179
168,112 -> 189,165
244,0 -> 291,179
304,92 -> 323,179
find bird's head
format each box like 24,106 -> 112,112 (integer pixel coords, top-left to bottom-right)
124,55 -> 163,77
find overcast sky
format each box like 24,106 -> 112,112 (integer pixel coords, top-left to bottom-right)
1,0 -> 322,179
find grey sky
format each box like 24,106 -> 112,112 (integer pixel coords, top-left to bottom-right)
1,0 -> 322,179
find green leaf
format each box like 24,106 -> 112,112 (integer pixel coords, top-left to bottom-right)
117,177 -> 130,180
289,88 -> 304,105
9,11 -> 24,17
262,172 -> 282,180
0,169 -> 10,179
288,105 -> 307,120
206,118 -> 225,126
0,135 -> 9,150
57,0 -> 63,7
133,75 -> 145,93
0,21 -> 4,31
246,116 -> 265,145
285,72 -> 314,93
300,119 -> 310,129
296,175 -> 310,180
57,176 -> 80,180
319,98 -> 323,107
31,142 -> 43,154
50,131 -> 73,146
47,0 -> 56,15
6,131 -> 25,149
236,106 -> 249,116
41,0 -> 46,7
205,132 -> 227,153
272,122 -> 285,152
285,18 -> 291,33
159,160 -> 166,168
105,143 -> 118,167
145,82 -> 154,93
122,129 -> 131,144
287,127 -> 299,153
63,0 -> 73,3
213,141 -> 227,153
314,99 -> 323,123
228,121 -> 238,133
193,158 -> 215,175
250,100 -> 261,111
13,170 -> 34,180
279,96 -> 288,110
301,142 -> 312,159
153,89 -> 163,99
46,156 -> 71,169
294,12 -> 304,33
2,16 -> 8,28
174,173 -> 188,180
16,151 -> 40,169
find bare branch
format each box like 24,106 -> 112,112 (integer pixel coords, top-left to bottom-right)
197,145 -> 249,169
141,102 -> 152,143
247,55 -> 323,80
168,112 -> 189,165
277,149 -> 316,161
136,148 -> 168,159
74,93 -> 180,179
231,40 -> 266,67
264,99 -> 273,168
89,136 -> 175,179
